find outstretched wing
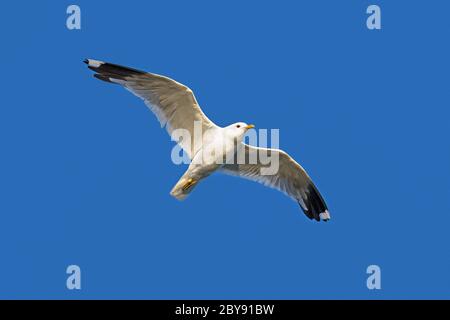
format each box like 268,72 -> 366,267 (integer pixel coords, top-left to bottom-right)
85,59 -> 217,158
221,144 -> 330,222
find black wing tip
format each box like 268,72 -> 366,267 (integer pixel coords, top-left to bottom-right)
320,210 -> 331,222
298,183 -> 330,222
84,58 -> 147,81
93,73 -> 115,83
300,208 -> 331,222
84,58 -> 104,67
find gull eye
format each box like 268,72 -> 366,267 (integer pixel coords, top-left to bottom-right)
236,125 -> 241,128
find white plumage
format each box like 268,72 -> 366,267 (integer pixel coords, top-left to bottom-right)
85,59 -> 330,222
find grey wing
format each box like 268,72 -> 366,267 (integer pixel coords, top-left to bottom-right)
220,144 -> 330,222
85,59 -> 217,158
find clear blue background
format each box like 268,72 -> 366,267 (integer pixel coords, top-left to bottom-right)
0,0 -> 449,299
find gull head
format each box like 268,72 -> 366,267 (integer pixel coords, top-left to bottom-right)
224,122 -> 255,140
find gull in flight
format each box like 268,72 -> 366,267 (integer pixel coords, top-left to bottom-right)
84,59 -> 330,222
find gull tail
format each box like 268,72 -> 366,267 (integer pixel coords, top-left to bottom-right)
170,175 -> 199,201
298,183 -> 330,222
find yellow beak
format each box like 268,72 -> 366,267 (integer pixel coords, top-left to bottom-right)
245,124 -> 255,130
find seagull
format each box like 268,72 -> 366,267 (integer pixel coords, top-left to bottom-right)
84,59 -> 330,222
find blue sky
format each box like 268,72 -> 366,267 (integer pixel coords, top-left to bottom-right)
0,0 -> 449,299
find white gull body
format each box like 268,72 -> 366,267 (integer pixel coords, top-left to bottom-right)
85,59 -> 331,222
